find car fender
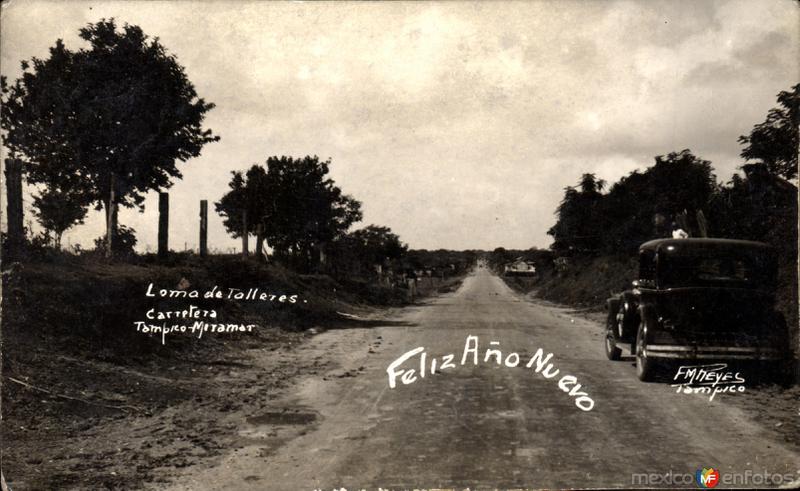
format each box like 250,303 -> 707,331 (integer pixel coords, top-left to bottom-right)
617,291 -> 639,341
606,297 -> 621,337
637,305 -> 657,342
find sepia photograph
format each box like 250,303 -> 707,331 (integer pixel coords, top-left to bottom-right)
0,0 -> 798,489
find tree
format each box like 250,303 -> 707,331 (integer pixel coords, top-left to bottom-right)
215,165 -> 272,257
710,163 -> 797,246
216,156 -> 362,270
1,19 -> 219,256
578,173 -> 606,194
327,225 -> 406,279
350,225 -> 407,265
645,150 -> 716,220
487,247 -> 514,271
31,188 -> 88,248
548,173 -> 606,254
739,84 -> 799,180
262,157 -> 362,270
548,150 -> 717,254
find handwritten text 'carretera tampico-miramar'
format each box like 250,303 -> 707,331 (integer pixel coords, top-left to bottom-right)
137,283 -> 305,344
386,335 -> 595,411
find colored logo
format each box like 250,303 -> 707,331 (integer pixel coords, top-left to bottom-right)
696,467 -> 720,488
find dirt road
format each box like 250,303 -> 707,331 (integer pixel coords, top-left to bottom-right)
163,266 -> 800,490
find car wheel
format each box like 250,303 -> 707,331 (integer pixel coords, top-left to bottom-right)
635,320 -> 658,382
605,299 -> 622,361
605,330 -> 622,361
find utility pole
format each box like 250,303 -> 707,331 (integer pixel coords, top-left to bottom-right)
106,173 -> 118,258
199,200 -> 208,257
241,209 -> 249,258
4,159 -> 24,261
158,192 -> 169,257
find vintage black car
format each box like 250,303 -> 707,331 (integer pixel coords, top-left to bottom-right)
605,238 -> 790,382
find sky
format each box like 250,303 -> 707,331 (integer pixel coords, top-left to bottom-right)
1,0 -> 798,251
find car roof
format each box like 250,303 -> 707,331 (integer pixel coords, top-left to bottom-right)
639,238 -> 772,254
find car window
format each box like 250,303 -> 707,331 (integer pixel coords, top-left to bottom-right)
695,258 -> 749,282
659,252 -> 775,289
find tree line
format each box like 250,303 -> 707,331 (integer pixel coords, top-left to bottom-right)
213,158 -> 478,280
548,84 -> 798,258
1,19 -> 468,284
213,155 -> 416,276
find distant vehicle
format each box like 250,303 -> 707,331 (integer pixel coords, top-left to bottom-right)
604,238 -> 790,382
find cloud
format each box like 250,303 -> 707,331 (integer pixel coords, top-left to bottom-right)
1,0 -> 797,251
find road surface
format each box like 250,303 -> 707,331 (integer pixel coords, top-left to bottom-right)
165,266 -> 800,490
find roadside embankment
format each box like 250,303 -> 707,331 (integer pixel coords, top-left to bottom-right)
0,254 -> 463,489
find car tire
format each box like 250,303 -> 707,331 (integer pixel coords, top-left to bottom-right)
605,299 -> 622,361
618,294 -> 639,341
605,331 -> 622,361
635,315 -> 658,382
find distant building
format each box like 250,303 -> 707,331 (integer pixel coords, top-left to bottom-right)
504,258 -> 537,276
